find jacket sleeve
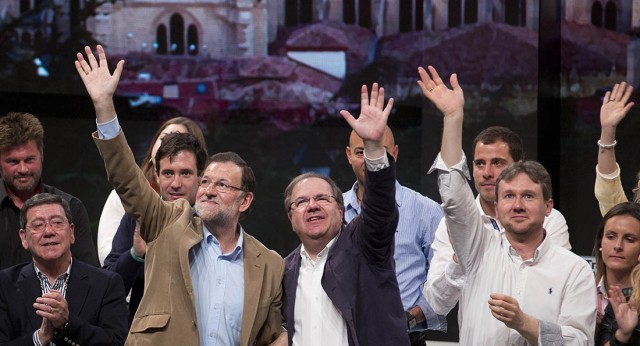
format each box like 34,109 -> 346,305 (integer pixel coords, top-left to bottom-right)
594,164 -> 628,216
354,154 -> 399,266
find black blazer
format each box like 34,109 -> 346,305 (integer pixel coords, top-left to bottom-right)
0,259 -> 129,345
282,156 -> 410,346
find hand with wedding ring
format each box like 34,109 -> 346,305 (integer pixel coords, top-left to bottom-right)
416,65 -> 465,119
600,81 -> 635,131
34,290 -> 69,330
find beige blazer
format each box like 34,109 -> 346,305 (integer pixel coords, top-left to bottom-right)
94,131 -> 284,346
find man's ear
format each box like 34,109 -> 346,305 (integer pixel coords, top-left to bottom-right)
345,146 -> 352,163
239,192 -> 254,213
545,199 -> 553,217
390,145 -> 399,161
69,223 -> 75,245
19,229 -> 28,250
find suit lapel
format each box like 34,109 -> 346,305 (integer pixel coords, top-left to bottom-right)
65,261 -> 90,317
283,246 -> 302,337
16,264 -> 43,330
241,235 -> 264,345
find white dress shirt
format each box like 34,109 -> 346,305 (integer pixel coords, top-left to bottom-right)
292,237 -> 348,346
429,153 -> 595,345
425,194 -> 571,315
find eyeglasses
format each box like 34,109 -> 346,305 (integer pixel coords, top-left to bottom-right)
199,178 -> 244,193
290,194 -> 336,211
26,218 -> 68,233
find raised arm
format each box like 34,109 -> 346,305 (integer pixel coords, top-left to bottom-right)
417,66 -> 464,167
597,82 -> 634,174
74,45 -> 124,123
340,83 -> 397,264
77,45 -> 169,243
595,82 -> 634,215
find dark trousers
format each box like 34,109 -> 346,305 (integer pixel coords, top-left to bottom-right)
408,331 -> 428,346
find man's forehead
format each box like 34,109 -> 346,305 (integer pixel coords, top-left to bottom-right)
473,141 -> 512,158
159,150 -> 197,170
293,177 -> 332,196
27,203 -> 65,219
203,161 -> 242,178
497,173 -> 540,191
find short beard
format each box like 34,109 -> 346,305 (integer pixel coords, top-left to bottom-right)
7,175 -> 37,193
203,212 -> 234,228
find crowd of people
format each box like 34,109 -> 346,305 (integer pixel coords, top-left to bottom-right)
0,44 -> 638,345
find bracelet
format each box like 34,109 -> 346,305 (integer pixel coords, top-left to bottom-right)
597,139 -> 617,149
130,247 -> 145,263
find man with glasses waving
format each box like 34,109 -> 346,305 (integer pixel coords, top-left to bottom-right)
75,45 -> 285,346
281,83 -> 410,345
0,193 -> 128,345
103,132 -> 207,324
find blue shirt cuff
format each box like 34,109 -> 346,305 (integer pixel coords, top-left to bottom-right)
96,116 -> 121,140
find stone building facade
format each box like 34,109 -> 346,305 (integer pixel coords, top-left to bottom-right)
2,0 -> 639,58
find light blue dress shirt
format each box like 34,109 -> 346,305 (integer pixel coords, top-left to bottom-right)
190,225 -> 245,346
343,180 -> 447,332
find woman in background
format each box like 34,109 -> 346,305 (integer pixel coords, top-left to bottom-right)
597,261 -> 640,345
594,202 -> 640,338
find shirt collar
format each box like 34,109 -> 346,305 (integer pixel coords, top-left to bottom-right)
505,229 -> 550,264
202,224 -> 244,260
300,232 -> 340,264
33,258 -> 73,283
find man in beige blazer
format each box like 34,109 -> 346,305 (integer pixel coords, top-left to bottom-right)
75,45 -> 285,345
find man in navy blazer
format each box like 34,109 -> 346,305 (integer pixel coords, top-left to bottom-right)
0,193 -> 128,345
281,84 -> 410,346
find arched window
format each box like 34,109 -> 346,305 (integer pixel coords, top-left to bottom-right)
343,0 -> 355,24
187,25 -> 198,56
399,0 -> 424,32
170,14 -> 184,55
604,1 -> 616,30
285,0 -> 312,27
343,0 -> 371,29
448,0 -> 461,27
505,0 -> 526,26
591,2 -> 603,27
359,0 -> 371,29
464,0 -> 477,24
415,0 -> 423,30
300,1 -> 312,24
156,24 -> 168,55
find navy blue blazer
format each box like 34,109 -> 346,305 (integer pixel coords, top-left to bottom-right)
103,213 -> 144,323
0,259 -> 129,345
282,156 -> 410,346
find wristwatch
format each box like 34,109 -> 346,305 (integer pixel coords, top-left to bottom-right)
406,311 -> 417,329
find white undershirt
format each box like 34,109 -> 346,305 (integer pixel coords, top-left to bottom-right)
292,237 -> 348,346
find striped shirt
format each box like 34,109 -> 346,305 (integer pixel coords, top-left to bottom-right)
32,260 -> 72,346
